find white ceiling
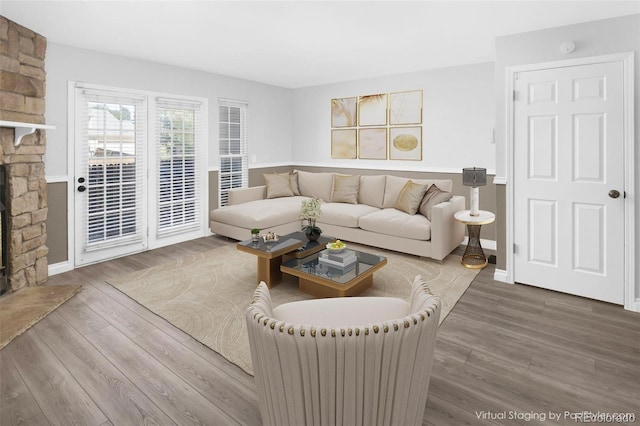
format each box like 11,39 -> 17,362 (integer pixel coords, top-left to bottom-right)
1,1 -> 639,88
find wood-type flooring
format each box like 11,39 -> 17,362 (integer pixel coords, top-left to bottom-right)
1,236 -> 638,425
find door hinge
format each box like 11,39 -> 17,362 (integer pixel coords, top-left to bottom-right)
624,191 -> 627,198
513,243 -> 517,254
513,90 -> 517,101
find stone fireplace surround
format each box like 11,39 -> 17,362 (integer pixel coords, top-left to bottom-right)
0,16 -> 49,292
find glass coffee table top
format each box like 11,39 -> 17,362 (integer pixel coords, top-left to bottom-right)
237,236 -> 302,255
286,232 -> 335,258
281,249 -> 386,285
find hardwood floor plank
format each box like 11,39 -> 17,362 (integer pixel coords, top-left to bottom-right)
133,329 -> 261,425
454,298 -> 640,368
0,351 -> 45,426
33,310 -> 177,426
428,357 -> 527,425
180,337 -> 256,391
433,337 -> 472,365
89,280 -> 192,343
465,349 -> 637,418
4,331 -> 108,426
53,291 -> 111,336
436,314 -> 533,368
73,285 -> 157,340
83,325 -> 239,425
528,344 -> 596,378
423,394 -> 501,426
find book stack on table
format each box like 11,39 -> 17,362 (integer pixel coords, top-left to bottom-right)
319,250 -> 357,273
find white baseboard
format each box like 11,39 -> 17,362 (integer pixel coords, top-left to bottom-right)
48,261 -> 73,276
493,268 -> 511,283
625,298 -> 640,313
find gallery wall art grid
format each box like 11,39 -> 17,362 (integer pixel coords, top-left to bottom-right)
330,90 -> 422,161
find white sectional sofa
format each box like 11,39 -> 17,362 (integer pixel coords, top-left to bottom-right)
210,171 -> 465,261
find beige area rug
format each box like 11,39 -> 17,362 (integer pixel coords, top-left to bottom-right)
107,244 -> 479,375
0,285 -> 82,350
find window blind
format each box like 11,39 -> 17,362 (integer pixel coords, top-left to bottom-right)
78,89 -> 147,251
155,97 -> 203,237
218,100 -> 248,207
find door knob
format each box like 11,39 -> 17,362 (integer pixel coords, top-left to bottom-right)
77,185 -> 86,192
608,189 -> 620,199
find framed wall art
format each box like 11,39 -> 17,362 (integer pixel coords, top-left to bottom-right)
358,93 -> 387,126
358,128 -> 387,159
389,127 -> 422,160
331,97 -> 357,127
389,90 -> 422,125
331,129 -> 357,159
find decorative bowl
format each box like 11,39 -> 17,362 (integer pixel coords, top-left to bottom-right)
326,240 -> 346,253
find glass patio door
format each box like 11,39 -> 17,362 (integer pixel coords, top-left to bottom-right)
74,88 -> 147,265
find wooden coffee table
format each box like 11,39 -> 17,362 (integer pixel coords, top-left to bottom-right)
236,232 -> 334,288
281,249 -> 387,297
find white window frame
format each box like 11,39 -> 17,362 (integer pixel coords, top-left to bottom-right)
150,97 -> 207,244
218,99 -> 248,207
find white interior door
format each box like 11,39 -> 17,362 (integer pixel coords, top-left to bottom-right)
74,88 -> 148,266
513,61 -> 625,304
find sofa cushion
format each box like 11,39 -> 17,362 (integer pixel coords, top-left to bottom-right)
211,196 -> 308,229
394,180 -> 429,215
319,203 -> 380,228
296,170 -> 334,202
419,184 -> 453,220
359,208 -> 431,240
359,175 -> 386,208
332,174 -> 360,204
382,176 -> 453,208
290,171 -> 301,196
273,297 -> 410,327
264,173 -> 294,198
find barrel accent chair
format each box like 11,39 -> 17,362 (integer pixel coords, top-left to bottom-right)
246,275 -> 441,426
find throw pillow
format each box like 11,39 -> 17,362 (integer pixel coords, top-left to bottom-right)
359,175 -> 386,208
295,170 -> 334,202
332,174 -> 360,204
382,175 -> 411,208
289,171 -> 301,196
394,180 -> 430,215
419,184 -> 454,220
263,173 -> 294,199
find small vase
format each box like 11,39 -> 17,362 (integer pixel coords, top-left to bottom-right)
303,219 -> 321,242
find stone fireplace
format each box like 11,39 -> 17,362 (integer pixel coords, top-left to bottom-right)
0,16 -> 49,292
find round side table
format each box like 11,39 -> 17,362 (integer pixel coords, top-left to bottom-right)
454,210 -> 495,269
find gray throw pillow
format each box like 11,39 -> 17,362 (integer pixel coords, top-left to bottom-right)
419,184 -> 453,220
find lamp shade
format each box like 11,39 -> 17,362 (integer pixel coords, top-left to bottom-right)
462,167 -> 487,187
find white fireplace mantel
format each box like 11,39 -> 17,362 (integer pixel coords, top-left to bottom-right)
0,120 -> 56,146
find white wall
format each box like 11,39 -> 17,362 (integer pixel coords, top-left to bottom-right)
494,14 -> 640,306
44,42 -> 294,177
291,63 -> 495,173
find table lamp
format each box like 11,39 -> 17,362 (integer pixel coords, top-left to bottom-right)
462,167 -> 487,216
